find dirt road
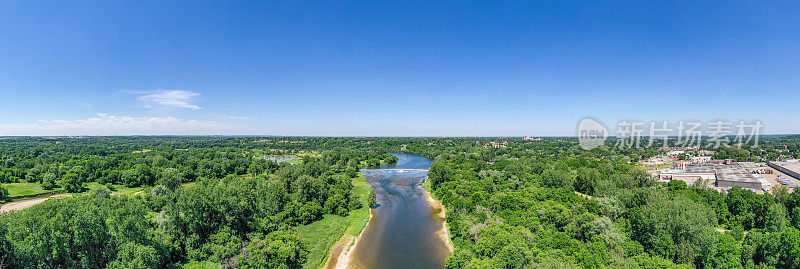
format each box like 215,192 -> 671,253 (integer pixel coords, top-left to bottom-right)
0,194 -> 72,213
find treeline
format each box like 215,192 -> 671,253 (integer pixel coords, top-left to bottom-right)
0,151 -> 385,267
0,137 -> 400,268
424,139 -> 800,268
0,137 -> 397,197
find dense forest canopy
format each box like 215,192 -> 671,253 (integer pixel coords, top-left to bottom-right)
0,135 -> 799,268
0,137 -> 397,268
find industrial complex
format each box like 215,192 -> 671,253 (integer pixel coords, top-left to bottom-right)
769,160 -> 800,182
653,160 -> 800,193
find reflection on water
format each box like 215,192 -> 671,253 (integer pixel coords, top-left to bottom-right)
349,153 -> 450,269
379,153 -> 433,170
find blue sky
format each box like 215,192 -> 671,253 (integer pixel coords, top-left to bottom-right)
0,1 -> 798,136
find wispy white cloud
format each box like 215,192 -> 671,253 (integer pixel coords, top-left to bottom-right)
0,114 -> 252,136
223,115 -> 256,120
134,90 -> 202,109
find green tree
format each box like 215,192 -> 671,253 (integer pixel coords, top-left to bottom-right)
41,172 -> 57,190
60,172 -> 83,193
88,185 -> 111,198
542,169 -> 573,189
575,168 -> 601,195
707,233 -> 742,269
201,228 -> 242,262
793,207 -> 800,228
765,203 -> 789,233
630,191 -> 716,263
238,231 -> 308,269
368,188 -> 377,207
779,228 -> 800,268
107,243 -> 159,269
158,167 -> 181,191
0,184 -> 8,199
428,160 -> 452,188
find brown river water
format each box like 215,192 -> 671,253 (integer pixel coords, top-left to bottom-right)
346,153 -> 451,269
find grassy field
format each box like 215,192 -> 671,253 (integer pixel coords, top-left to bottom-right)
296,150 -> 322,158
2,182 -> 61,198
83,182 -> 146,196
347,176 -> 372,236
2,181 -> 146,200
295,173 -> 372,268
288,151 -> 325,165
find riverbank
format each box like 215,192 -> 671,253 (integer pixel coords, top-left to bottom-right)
323,208 -> 374,269
423,188 -> 454,253
333,153 -> 450,268
295,173 -> 372,268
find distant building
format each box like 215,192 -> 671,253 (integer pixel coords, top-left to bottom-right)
645,155 -> 677,163
691,156 -> 712,164
666,150 -> 685,156
655,162 -> 767,192
708,159 -> 734,165
698,150 -> 715,156
769,160 -> 800,181
486,141 -> 508,149
523,136 -> 542,141
655,165 -> 716,184
716,165 -> 762,190
737,162 -> 767,170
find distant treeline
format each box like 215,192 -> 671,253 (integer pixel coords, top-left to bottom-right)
0,137 -> 397,196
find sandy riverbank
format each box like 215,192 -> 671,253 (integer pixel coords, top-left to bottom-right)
331,190 -> 454,269
424,189 -> 454,253
0,194 -> 73,213
323,208 -> 374,269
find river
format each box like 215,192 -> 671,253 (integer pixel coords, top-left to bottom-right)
346,153 -> 451,269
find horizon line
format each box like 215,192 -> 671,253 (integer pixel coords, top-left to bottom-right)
2,134 -> 799,138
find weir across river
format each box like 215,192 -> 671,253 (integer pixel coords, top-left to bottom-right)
345,153 -> 450,269
360,168 -> 429,172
